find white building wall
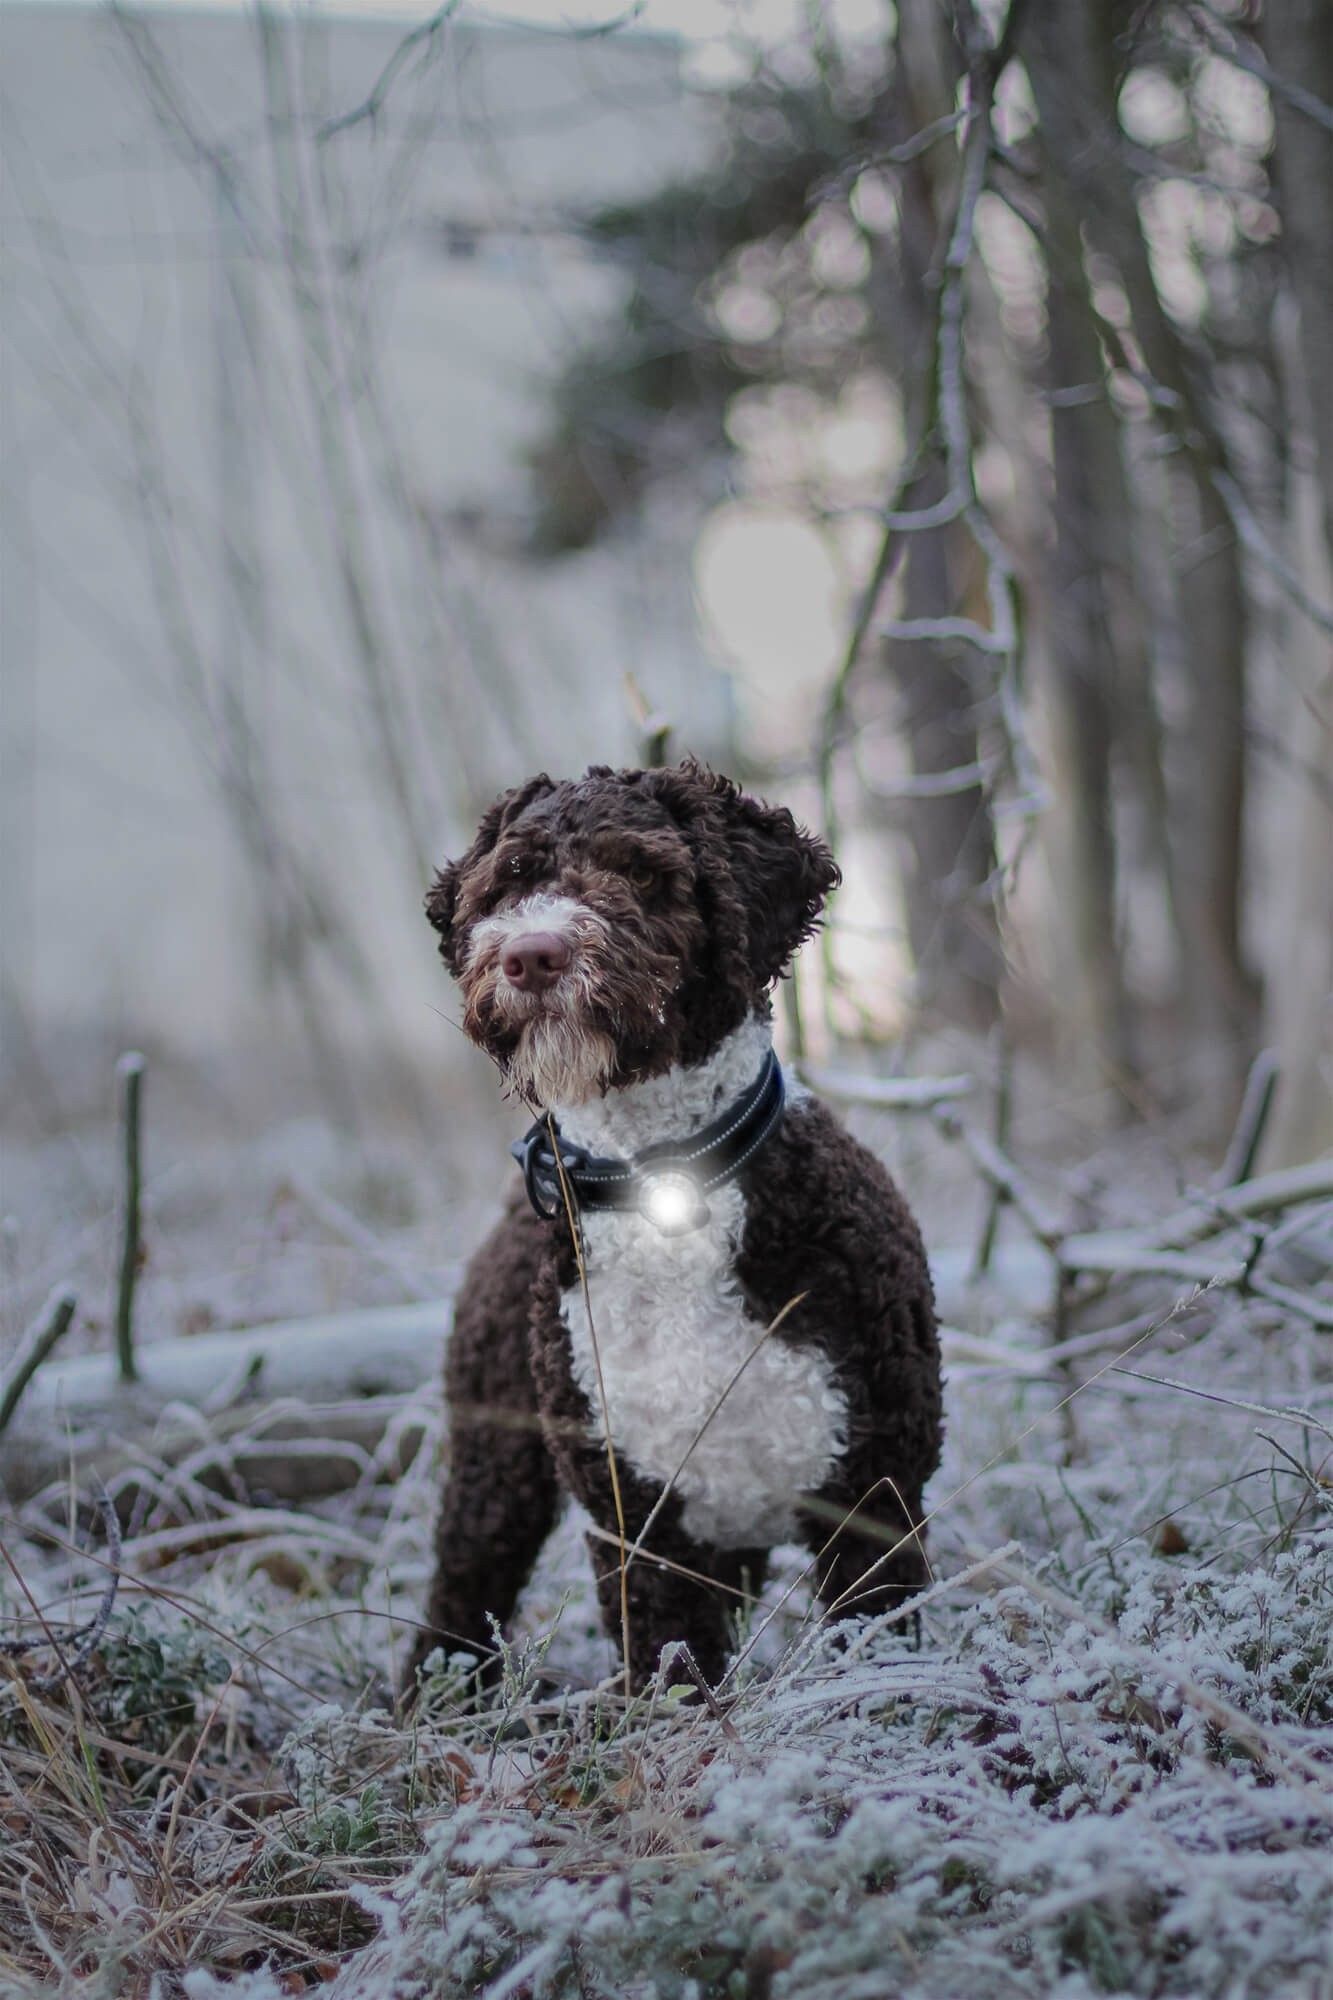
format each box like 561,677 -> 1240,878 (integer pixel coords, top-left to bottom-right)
0,4 -> 728,1063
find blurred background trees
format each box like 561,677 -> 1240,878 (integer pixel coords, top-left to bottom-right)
2,0 -> 1330,1171
530,0 -> 1332,1156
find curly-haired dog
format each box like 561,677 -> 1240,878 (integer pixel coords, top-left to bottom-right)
404,762 -> 942,1694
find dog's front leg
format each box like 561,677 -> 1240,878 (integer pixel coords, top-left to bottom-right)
401,1198 -> 560,1699
585,1528 -> 768,1692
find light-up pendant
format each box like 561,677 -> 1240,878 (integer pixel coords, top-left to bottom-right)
637,1170 -> 710,1236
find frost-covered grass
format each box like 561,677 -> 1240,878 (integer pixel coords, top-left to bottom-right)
2,1099 -> 1331,2000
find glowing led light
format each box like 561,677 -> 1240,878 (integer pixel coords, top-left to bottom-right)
639,1171 -> 707,1236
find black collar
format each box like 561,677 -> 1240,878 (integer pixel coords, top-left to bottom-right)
511,1046 -> 786,1235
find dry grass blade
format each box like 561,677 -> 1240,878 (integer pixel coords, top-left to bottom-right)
547,1111 -> 634,1701
625,1290 -> 808,1571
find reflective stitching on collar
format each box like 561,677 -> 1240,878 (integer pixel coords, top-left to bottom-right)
513,1051 -> 785,1225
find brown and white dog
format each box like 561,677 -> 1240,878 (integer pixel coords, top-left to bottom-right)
404,761 -> 942,1694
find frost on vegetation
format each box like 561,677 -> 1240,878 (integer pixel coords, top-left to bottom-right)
302,1528 -> 1332,2000
4,1201 -> 1330,2000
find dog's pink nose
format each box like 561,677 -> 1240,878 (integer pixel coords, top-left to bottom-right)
502,931 -> 572,992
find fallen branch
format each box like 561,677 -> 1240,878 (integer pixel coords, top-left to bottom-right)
1245,1275 -> 1333,1331
287,1174 -> 453,1302
0,1300 -> 449,1506
1059,1159 -> 1333,1270
931,1108 -> 1064,1253
815,1063 -> 1329,1324
797,1066 -> 975,1111
1059,1245 -> 1249,1284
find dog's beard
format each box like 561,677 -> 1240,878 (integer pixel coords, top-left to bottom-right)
506,1013 -> 617,1108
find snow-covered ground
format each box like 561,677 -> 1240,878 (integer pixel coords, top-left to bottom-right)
2,1074 -> 1330,1999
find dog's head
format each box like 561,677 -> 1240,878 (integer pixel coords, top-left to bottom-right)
426,761 -> 839,1105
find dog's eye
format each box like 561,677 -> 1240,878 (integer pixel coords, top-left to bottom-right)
499,848 -> 547,884
626,864 -> 656,893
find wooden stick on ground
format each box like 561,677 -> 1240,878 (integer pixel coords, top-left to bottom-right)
0,1286 -> 78,1435
114,1052 -> 145,1384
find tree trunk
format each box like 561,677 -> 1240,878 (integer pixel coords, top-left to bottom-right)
1264,0 -> 1333,565
1036,196 -> 1136,1085
1021,0 -> 1257,1100
868,0 -> 1003,1031
1259,301 -> 1333,1169
883,458 -> 1004,1031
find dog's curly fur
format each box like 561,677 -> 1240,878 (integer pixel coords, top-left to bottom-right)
405,762 -> 943,1694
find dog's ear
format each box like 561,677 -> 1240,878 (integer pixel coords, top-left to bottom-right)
634,761 -> 839,990
425,774 -> 556,973
695,766 -> 840,985
424,862 -> 464,970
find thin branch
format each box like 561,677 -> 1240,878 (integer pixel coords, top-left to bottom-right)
875,614 -> 1011,653
317,0 -> 463,142
931,1107 -> 1064,1253
625,1292 -> 808,1572
547,1114 -> 633,1700
0,1287 -> 77,1436
287,1175 -> 446,1302
1212,471 -> 1333,640
880,105 -> 967,165
1245,1275 -> 1333,1331
1214,1047 -> 1280,1189
1183,2 -> 1333,136
658,1641 -> 743,1734
879,489 -> 968,531
1,1488 -> 122,1688
971,1029 -> 1012,1279
566,2 -> 649,38
855,752 -> 1002,801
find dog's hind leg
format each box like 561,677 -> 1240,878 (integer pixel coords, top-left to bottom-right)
401,1198 -> 559,1698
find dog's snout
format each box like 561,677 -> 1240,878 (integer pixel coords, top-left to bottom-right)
502,930 -> 572,992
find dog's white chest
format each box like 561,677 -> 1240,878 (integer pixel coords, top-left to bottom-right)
558,1183 -> 847,1549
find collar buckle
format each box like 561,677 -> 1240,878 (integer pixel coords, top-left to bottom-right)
511,1123 -> 594,1222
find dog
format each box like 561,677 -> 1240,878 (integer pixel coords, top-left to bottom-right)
404,761 -> 942,1695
